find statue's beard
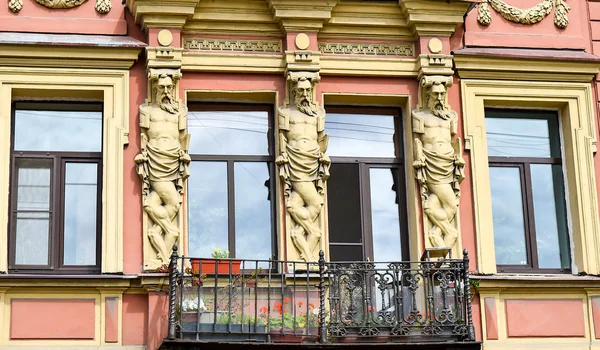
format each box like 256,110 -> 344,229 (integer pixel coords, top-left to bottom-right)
431,103 -> 450,120
158,94 -> 178,114
297,98 -> 318,116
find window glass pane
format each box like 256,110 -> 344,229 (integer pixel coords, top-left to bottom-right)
14,108 -> 102,152
485,114 -> 560,158
234,162 -> 272,260
326,113 -> 396,158
369,168 -> 402,262
489,166 -> 528,265
63,163 -> 98,266
15,212 -> 50,265
330,245 -> 363,262
14,158 -> 52,265
327,163 -> 362,244
531,164 -> 570,269
188,111 -> 269,155
188,161 -> 228,257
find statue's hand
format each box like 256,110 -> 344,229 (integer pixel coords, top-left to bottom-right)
276,152 -> 289,165
454,155 -> 465,167
413,158 -> 426,169
319,153 -> 331,166
180,152 -> 191,164
134,153 -> 147,165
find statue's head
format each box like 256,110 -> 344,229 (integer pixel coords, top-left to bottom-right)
427,82 -> 449,120
292,77 -> 318,116
155,74 -> 178,114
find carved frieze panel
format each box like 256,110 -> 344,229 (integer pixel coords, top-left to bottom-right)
183,38 -> 282,53
319,42 -> 414,57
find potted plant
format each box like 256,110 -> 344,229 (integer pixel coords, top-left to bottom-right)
260,298 -> 320,343
190,248 -> 242,275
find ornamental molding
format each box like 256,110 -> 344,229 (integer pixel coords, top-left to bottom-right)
9,0 -> 111,14
477,0 -> 570,29
183,38 -> 282,53
319,42 -> 414,57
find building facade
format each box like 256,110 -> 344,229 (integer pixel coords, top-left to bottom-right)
0,0 -> 599,349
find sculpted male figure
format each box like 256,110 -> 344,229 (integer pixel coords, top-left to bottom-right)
277,75 -> 330,262
135,73 -> 190,265
413,80 -> 465,248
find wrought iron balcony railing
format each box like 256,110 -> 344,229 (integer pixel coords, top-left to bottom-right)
165,247 -> 475,345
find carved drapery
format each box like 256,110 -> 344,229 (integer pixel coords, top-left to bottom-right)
9,0 -> 111,14
136,68 -> 190,270
477,0 -> 570,29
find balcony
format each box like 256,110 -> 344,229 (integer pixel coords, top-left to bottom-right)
160,247 -> 480,349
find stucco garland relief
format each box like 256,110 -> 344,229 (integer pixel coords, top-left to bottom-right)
9,0 -> 111,14
412,75 -> 465,253
136,69 -> 190,270
278,71 -> 330,264
477,0 -> 569,29
319,42 -> 414,57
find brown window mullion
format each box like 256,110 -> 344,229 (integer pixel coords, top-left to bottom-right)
361,163 -> 373,262
51,155 -> 61,271
523,162 -> 539,270
227,160 -> 236,258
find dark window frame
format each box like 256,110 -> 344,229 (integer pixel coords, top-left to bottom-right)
326,106 -> 409,262
187,103 -> 276,259
487,109 -> 570,274
8,102 -> 103,274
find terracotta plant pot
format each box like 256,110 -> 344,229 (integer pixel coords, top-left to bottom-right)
190,259 -> 241,275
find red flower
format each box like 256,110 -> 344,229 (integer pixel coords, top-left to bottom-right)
298,301 -> 303,308
274,302 -> 283,314
308,303 -> 315,309
283,298 -> 291,304
260,306 -> 268,314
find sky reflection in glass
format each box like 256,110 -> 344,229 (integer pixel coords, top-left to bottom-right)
14,109 -> 102,152
188,161 -> 229,258
369,168 -> 402,262
188,111 -> 269,155
63,163 -> 97,266
489,166 -> 527,265
234,162 -> 271,260
326,113 -> 396,157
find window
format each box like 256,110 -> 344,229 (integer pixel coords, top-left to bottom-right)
187,104 -> 275,260
9,103 -> 102,273
486,109 -> 570,273
326,107 -> 408,262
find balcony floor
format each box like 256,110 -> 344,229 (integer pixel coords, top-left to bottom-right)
160,340 -> 482,350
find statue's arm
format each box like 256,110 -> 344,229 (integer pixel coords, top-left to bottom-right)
135,106 -> 150,165
450,111 -> 458,136
413,137 -> 426,169
276,108 -> 290,165
317,109 -> 330,164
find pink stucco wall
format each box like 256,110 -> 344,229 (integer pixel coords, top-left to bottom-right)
10,299 -> 96,339
0,0 -> 126,35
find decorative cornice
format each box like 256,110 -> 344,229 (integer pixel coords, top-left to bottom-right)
318,42 -> 414,57
477,0 -> 570,29
9,0 -> 111,13
183,38 -> 282,53
267,0 -> 339,32
399,0 -> 471,38
126,0 -> 200,29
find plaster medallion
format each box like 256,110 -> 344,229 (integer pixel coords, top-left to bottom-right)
295,33 -> 310,50
427,38 -> 443,54
157,29 -> 174,47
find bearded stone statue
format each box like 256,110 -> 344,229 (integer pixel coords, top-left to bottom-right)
277,72 -> 330,262
135,71 -> 190,267
413,77 -> 465,249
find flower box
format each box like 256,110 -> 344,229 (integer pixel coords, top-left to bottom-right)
190,258 -> 241,275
